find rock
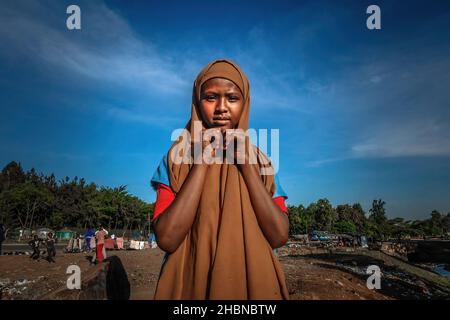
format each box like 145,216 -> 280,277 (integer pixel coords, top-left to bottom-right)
336,281 -> 344,287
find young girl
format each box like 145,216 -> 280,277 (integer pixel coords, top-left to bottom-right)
46,232 -> 56,263
151,59 -> 289,300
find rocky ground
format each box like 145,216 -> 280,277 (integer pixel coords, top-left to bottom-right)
0,247 -> 449,300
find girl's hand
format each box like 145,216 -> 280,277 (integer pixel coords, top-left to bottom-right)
224,133 -> 254,168
192,128 -> 223,164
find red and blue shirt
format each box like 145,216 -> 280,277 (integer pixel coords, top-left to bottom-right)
150,155 -> 288,222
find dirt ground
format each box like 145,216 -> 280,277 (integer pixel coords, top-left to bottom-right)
0,247 -> 447,300
281,256 -> 388,300
0,249 -> 165,300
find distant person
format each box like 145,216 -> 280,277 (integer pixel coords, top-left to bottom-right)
85,227 -> 95,253
101,227 -> 109,259
0,223 -> 5,255
149,233 -> 157,249
46,232 -> 56,263
65,233 -> 81,253
65,236 -> 74,253
90,235 -> 96,253
29,235 -> 42,261
95,224 -> 108,263
73,233 -> 82,253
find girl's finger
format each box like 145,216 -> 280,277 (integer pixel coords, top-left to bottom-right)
223,135 -> 231,150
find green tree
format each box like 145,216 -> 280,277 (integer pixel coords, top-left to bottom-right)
0,161 -> 26,192
0,181 -> 54,230
426,210 -> 443,236
334,221 -> 357,235
442,213 -> 450,235
308,198 -> 335,232
388,217 -> 413,239
288,204 -> 313,235
335,203 -> 367,234
368,199 -> 388,239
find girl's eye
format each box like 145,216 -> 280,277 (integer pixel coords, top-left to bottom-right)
229,96 -> 239,102
206,95 -> 216,101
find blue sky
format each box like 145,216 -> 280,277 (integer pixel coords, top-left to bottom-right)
1,0 -> 449,220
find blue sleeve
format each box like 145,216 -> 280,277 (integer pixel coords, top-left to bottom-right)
150,155 -> 170,191
273,174 -> 288,199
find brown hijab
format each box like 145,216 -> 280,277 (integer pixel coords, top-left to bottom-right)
154,59 -> 289,300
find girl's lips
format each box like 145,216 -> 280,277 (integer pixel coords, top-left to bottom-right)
212,118 -> 231,125
212,122 -> 230,128
212,116 -> 231,121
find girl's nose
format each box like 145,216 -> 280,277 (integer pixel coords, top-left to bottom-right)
216,97 -> 228,113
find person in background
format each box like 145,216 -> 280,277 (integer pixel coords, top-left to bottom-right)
46,232 -> 56,263
90,235 -> 96,254
29,235 -> 42,261
95,224 -> 108,263
102,227 -> 108,259
150,233 -> 157,249
90,236 -> 97,265
73,233 -> 82,253
85,227 -> 95,253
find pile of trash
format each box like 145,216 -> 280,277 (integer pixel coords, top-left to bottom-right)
2,251 -> 31,256
333,257 -> 450,299
0,278 -> 37,299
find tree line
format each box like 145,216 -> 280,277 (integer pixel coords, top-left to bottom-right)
288,199 -> 450,240
1,161 -> 449,241
0,161 -> 153,237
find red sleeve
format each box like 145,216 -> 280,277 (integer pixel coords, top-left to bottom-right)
273,196 -> 288,215
152,184 -> 175,222
152,184 -> 288,222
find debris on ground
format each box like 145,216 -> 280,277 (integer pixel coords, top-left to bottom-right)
1,245 -> 449,300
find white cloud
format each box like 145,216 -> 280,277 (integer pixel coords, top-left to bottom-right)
0,1 -> 189,94
352,119 -> 450,158
304,36 -> 450,166
307,118 -> 450,167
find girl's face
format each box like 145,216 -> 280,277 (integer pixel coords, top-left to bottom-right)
199,77 -> 244,130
